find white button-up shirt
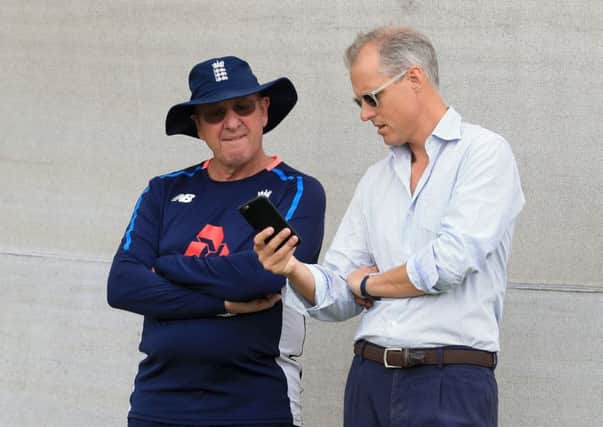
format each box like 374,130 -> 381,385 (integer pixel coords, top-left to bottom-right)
285,107 -> 525,352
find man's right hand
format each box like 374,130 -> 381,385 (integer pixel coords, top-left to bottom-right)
253,227 -> 299,276
254,227 -> 317,305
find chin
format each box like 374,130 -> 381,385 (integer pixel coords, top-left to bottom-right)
224,157 -> 249,168
382,136 -> 404,146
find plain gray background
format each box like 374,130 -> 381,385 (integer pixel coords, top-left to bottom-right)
1,1 -> 602,426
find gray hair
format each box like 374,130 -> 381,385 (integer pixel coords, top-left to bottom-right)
344,27 -> 440,87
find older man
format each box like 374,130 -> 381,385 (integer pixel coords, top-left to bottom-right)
255,27 -> 524,427
108,56 -> 325,427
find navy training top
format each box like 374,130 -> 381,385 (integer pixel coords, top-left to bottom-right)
107,157 -> 326,426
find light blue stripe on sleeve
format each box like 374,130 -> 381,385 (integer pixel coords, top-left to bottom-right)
123,187 -> 149,250
286,176 -> 304,220
271,167 -> 304,220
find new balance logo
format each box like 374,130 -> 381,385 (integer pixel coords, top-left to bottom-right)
257,189 -> 272,198
212,60 -> 228,82
171,193 -> 196,203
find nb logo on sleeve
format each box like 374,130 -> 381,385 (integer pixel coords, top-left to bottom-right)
171,193 -> 196,203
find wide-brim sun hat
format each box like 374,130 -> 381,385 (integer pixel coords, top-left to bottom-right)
165,56 -> 297,138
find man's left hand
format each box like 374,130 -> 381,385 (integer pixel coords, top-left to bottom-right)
224,294 -> 281,314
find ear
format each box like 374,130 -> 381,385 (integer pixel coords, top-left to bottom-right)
190,113 -> 202,136
260,96 -> 270,127
407,66 -> 426,91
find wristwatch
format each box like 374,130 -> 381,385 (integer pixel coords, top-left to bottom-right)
360,274 -> 381,301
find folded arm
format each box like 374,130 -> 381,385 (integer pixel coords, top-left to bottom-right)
349,136 -> 525,298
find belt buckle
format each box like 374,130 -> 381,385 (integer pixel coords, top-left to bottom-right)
383,347 -> 425,368
383,347 -> 403,368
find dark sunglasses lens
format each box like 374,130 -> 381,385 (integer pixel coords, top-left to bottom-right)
201,100 -> 257,123
202,108 -> 226,123
353,95 -> 377,108
363,95 -> 377,107
233,100 -> 257,116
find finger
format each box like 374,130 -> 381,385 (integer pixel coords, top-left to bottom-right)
281,234 -> 299,249
266,228 -> 292,251
225,300 -> 254,315
357,265 -> 378,275
260,233 -> 294,269
266,293 -> 282,306
354,295 -> 374,309
354,295 -> 367,306
263,242 -> 297,273
274,236 -> 298,257
251,294 -> 282,312
224,300 -> 237,313
254,227 -> 275,247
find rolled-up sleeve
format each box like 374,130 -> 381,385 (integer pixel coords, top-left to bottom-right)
407,135 -> 525,294
284,175 -> 374,321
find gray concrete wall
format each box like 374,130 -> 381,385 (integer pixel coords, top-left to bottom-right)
1,1 -> 602,426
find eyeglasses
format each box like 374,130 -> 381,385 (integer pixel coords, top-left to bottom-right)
198,98 -> 259,124
353,69 -> 408,108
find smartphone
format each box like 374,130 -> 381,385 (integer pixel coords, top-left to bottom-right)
239,196 -> 301,247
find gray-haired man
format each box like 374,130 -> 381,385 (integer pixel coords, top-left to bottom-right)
255,27 -> 524,427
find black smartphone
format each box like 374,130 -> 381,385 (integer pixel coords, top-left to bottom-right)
239,196 -> 301,247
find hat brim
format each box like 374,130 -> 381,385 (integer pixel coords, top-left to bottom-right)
165,77 -> 297,138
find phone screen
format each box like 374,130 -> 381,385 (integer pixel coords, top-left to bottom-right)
239,196 -> 301,247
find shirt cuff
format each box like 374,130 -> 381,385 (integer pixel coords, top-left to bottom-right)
282,264 -> 330,315
407,244 -> 440,294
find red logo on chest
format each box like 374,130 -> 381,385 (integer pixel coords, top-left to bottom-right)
184,224 -> 230,257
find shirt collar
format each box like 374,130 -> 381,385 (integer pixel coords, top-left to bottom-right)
431,106 -> 462,142
388,106 -> 462,159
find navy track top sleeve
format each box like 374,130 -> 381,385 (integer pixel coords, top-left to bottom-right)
107,175 -> 226,319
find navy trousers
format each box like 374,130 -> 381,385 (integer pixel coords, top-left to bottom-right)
128,418 -> 294,427
344,354 -> 498,427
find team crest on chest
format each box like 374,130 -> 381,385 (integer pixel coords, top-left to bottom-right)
184,224 -> 230,257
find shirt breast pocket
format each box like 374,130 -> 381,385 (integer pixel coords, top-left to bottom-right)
416,193 -> 446,236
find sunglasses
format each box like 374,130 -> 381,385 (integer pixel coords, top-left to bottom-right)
353,69 -> 408,108
197,98 -> 259,124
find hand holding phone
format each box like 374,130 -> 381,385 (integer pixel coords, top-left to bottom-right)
239,196 -> 301,247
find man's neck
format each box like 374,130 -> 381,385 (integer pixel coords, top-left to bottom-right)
207,154 -> 272,182
408,96 -> 448,161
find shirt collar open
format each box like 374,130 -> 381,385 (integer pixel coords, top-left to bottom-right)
432,106 -> 462,142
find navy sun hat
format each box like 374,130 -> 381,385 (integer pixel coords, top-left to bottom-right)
165,56 -> 297,138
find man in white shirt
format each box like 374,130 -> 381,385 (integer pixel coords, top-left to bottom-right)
254,26 -> 524,427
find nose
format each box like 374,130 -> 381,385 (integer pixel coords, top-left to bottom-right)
359,102 -> 376,122
223,108 -> 242,129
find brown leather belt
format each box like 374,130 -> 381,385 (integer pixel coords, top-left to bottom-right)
354,340 -> 497,369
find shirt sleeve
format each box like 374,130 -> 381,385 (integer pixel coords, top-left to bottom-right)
285,175 -> 372,321
106,178 -> 227,319
407,135 -> 525,293
153,175 -> 327,301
